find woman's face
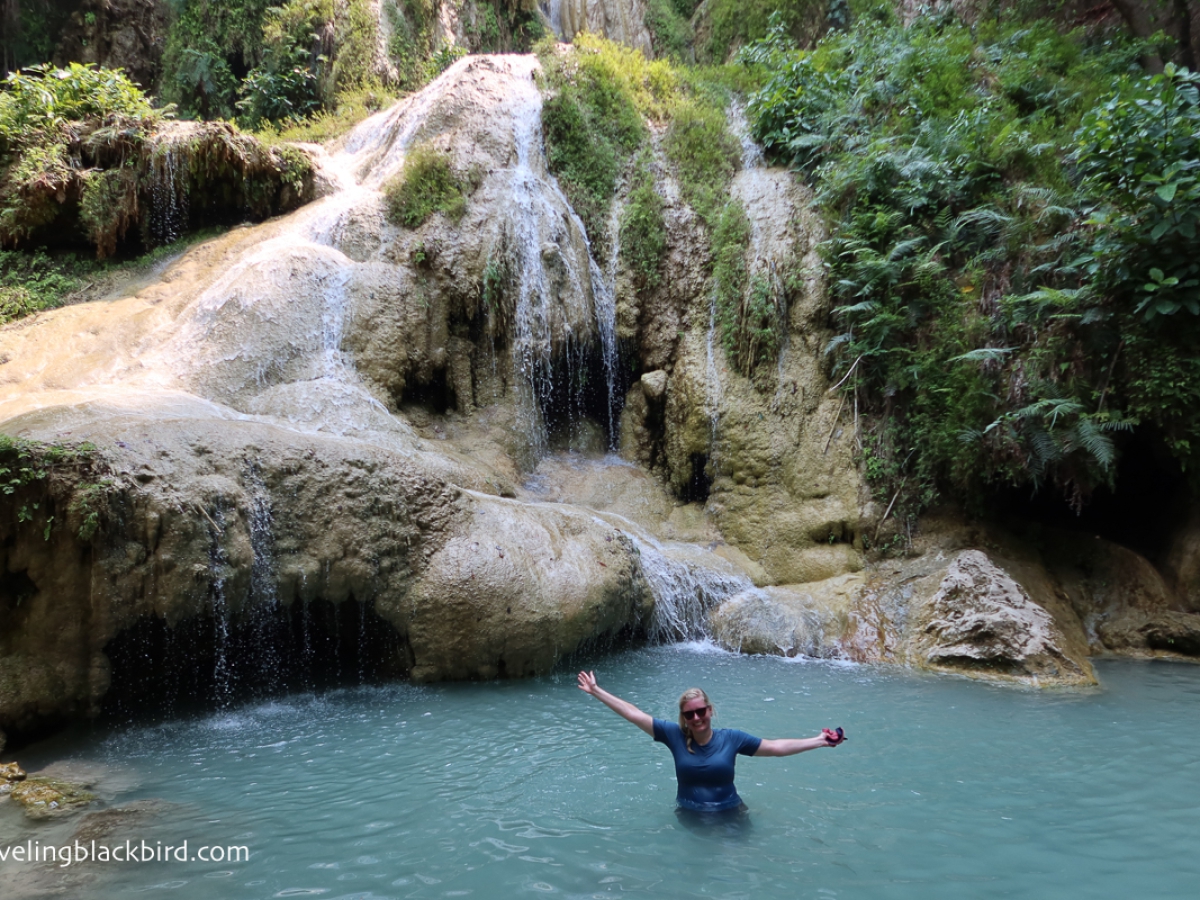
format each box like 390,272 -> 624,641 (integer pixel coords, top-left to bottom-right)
681,698 -> 712,737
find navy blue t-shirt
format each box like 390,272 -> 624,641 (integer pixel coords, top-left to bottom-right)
652,718 -> 762,811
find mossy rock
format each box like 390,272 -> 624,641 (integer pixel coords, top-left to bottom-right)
9,777 -> 95,819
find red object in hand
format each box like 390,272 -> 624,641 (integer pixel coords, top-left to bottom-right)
823,727 -> 846,746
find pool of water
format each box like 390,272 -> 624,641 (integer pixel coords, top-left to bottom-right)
5,647 -> 1199,899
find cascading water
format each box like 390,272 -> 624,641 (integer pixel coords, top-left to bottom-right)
206,511 -> 234,709
147,142 -> 189,245
631,535 -> 753,643
245,464 -> 284,690
598,198 -> 624,447
540,0 -> 566,40
704,285 -> 722,454
728,100 -> 765,170
506,78 -> 622,455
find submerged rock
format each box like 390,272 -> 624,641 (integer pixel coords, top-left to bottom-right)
9,778 -> 95,819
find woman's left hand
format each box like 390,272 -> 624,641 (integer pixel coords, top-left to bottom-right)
821,727 -> 846,746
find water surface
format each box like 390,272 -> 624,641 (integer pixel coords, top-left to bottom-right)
6,649 -> 1198,899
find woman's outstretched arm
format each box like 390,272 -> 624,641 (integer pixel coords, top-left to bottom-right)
577,671 -> 655,736
755,729 -> 845,757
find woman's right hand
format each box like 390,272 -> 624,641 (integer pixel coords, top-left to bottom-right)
577,670 -> 599,696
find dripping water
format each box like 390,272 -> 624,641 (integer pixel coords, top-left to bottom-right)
148,143 -> 189,246
206,509 -> 234,709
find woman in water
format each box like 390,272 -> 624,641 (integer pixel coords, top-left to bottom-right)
577,670 -> 845,814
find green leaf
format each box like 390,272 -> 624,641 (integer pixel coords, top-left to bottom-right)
1156,182 -> 1178,202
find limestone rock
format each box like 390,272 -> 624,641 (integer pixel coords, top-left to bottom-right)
397,498 -> 652,680
640,369 -> 668,401
913,550 -> 1094,684
709,574 -> 866,657
1,761 -> 25,784
1046,532 -> 1200,659
662,165 -> 864,585
10,777 -> 95,819
550,0 -> 654,55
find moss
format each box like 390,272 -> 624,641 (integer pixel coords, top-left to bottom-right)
79,167 -> 142,259
383,144 -> 469,228
0,436 -> 113,543
619,156 -> 666,289
662,97 -> 740,228
1,67 -> 314,259
10,777 -> 96,818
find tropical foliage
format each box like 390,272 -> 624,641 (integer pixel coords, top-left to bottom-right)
743,12 -> 1200,519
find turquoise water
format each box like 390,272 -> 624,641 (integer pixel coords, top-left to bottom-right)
9,647 -> 1200,899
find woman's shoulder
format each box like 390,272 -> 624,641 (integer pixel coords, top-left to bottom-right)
716,727 -> 762,753
652,718 -> 685,742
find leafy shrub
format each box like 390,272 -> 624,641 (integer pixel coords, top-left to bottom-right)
1075,65 -> 1200,320
619,156 -> 667,288
0,249 -> 82,324
160,0 -> 276,119
740,12 -> 1174,516
702,0 -> 828,63
384,144 -> 469,228
0,63 -> 156,141
645,0 -> 694,61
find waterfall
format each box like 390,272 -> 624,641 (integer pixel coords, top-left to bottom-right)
705,285 -> 722,454
506,80 -> 622,456
246,465 -> 284,691
540,0 -> 566,40
206,510 -> 234,709
148,141 -> 189,245
728,100 -> 764,170
632,536 -> 753,643
598,199 -> 623,448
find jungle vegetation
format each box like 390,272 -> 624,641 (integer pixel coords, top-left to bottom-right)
2,0 -> 1199,527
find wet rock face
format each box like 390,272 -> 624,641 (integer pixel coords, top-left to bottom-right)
914,551 -> 1093,683
54,0 -> 170,91
548,0 -> 653,55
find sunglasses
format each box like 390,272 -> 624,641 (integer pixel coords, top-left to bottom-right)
681,706 -> 710,720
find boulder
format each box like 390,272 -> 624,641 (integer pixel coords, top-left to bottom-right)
709,574 -> 866,657
1045,531 -> 1200,659
911,550 -> 1094,684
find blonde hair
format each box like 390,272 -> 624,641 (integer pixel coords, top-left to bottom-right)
677,687 -> 713,754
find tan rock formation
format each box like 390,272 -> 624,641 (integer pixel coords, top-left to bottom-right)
911,550 -> 1093,683
0,56 -> 653,741
661,164 -> 865,585
546,0 -> 654,55
710,548 -> 1096,685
